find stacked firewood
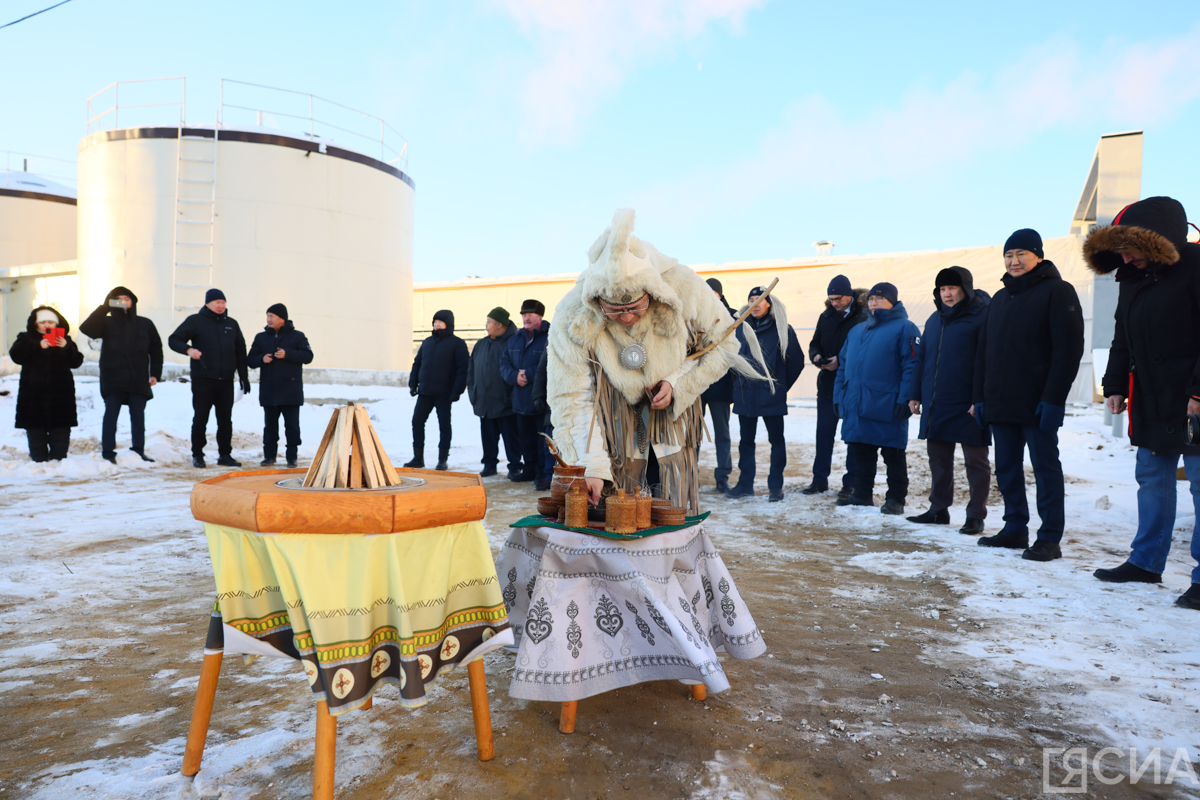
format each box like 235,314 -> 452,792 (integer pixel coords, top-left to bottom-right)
302,403 -> 402,488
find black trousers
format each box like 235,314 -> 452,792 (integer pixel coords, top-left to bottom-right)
734,414 -> 787,495
848,442 -> 908,504
516,413 -> 549,481
926,439 -> 990,519
263,405 -> 302,461
481,415 -> 521,471
27,427 -> 70,462
412,395 -> 453,460
102,392 -> 147,456
191,378 -> 234,459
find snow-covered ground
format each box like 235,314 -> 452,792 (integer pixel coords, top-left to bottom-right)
1,372 -> 1197,797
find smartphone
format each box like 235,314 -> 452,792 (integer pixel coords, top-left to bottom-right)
109,299 -> 124,308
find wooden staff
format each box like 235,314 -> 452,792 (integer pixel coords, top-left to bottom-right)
686,276 -> 778,361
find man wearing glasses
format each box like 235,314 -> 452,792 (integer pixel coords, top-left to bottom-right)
545,209 -> 768,513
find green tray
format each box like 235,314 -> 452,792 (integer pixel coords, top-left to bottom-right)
509,511 -> 710,540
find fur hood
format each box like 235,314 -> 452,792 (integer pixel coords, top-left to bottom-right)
1084,196 -> 1189,274
578,209 -> 684,310
823,288 -> 868,310
26,305 -> 70,336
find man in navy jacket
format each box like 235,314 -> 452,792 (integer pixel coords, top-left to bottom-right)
500,299 -> 551,489
728,286 -> 803,502
907,268 -> 991,534
247,303 -> 313,468
407,309 -> 469,471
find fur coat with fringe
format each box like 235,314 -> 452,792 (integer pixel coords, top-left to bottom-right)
1085,195 -> 1200,454
547,210 -> 766,481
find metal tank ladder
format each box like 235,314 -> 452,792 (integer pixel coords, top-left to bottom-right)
171,120 -> 219,318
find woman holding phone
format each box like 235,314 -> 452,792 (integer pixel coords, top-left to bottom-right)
10,306 -> 84,462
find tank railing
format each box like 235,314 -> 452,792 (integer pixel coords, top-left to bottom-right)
219,78 -> 408,170
2,150 -> 77,189
86,76 -> 186,134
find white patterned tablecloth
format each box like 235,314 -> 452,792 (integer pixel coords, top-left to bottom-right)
495,523 -> 765,702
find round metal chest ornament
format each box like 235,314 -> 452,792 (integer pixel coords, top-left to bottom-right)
619,342 -> 648,370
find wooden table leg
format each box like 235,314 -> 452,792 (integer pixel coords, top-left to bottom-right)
313,700 -> 337,800
466,660 -> 494,761
691,684 -> 706,702
181,652 -> 223,777
360,696 -> 373,711
559,701 -> 577,734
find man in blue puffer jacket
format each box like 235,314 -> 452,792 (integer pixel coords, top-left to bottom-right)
834,282 -> 921,514
500,299 -> 552,489
728,286 -> 803,502
906,268 -> 991,534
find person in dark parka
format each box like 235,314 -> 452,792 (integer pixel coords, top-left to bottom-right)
806,275 -> 868,496
1085,196 -> 1200,610
247,303 -> 313,468
406,309 -> 469,471
500,299 -> 551,488
973,229 -> 1084,561
701,278 -> 737,494
906,267 -> 991,534
531,345 -> 555,481
468,306 -> 521,477
79,286 -> 164,463
168,288 -> 250,468
833,283 -> 921,514
728,286 -> 804,502
10,306 -> 83,461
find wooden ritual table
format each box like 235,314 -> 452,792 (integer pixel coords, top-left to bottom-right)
495,518 -> 764,732
182,468 -> 511,799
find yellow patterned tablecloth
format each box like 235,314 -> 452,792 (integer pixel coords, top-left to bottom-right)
203,520 -> 512,715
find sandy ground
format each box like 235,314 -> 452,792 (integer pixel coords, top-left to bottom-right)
2,432 -> 1194,800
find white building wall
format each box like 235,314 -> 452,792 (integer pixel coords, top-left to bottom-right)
0,194 -> 77,346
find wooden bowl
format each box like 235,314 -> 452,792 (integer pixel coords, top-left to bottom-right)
536,496 -> 560,518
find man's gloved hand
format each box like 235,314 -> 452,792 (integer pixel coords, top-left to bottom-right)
973,402 -> 986,429
1036,402 -> 1065,433
409,385 -> 419,397
240,377 -> 252,396
894,403 -> 913,420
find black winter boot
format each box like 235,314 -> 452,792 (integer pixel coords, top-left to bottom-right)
1093,560 -> 1162,584
978,528 -> 1028,549
880,499 -> 904,515
435,458 -> 449,471
1176,583 -> 1200,610
959,517 -> 985,535
801,482 -> 828,495
404,456 -> 424,468
1022,540 -> 1062,562
906,508 -> 949,524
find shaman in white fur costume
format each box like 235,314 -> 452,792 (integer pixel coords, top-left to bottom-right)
547,209 -> 766,513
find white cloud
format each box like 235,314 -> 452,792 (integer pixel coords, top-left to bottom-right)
636,25 -> 1200,222
495,0 -> 765,142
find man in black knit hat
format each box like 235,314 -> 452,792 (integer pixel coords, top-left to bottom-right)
248,303 -> 313,468
169,288 -> 250,468
806,274 -> 867,495
501,298 -> 552,489
973,229 -> 1083,562
407,309 -> 469,471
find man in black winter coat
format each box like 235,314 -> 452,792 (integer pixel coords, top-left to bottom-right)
806,275 -> 867,496
700,278 -> 736,494
973,229 -> 1084,561
467,306 -> 521,477
168,288 -> 250,468
80,286 -> 164,463
406,309 -> 469,471
1085,196 -> 1200,611
10,306 -> 84,461
247,303 -> 313,468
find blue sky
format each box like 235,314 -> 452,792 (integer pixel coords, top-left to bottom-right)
3,0 -> 1199,281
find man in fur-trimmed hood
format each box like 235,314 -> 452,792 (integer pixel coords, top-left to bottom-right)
547,209 -> 767,513
1085,196 -> 1200,609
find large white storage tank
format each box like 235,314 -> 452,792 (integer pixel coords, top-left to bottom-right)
76,80 -> 414,371
0,164 -> 78,346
